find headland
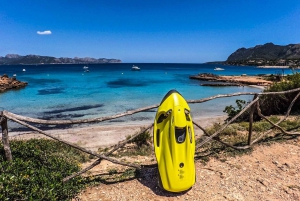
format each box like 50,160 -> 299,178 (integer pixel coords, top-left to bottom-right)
190,73 -> 273,87
0,54 -> 121,65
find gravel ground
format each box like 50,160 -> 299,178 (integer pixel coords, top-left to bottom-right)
74,138 -> 300,201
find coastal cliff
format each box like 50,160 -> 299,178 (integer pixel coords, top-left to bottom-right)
0,54 -> 122,65
0,74 -> 28,92
226,43 -> 300,66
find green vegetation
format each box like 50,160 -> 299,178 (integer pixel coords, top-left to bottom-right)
226,43 -> 300,66
0,139 -> 89,201
261,73 -> 300,116
223,99 -> 248,122
197,115 -> 300,163
128,128 -> 151,146
108,168 -> 118,175
223,73 -> 300,121
114,128 -> 153,157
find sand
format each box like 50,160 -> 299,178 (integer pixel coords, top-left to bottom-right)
5,109 -> 300,200
190,74 -> 273,86
75,140 -> 300,201
8,115 -> 226,151
257,66 -> 291,68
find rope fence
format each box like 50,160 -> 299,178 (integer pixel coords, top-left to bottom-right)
1,87 -> 300,182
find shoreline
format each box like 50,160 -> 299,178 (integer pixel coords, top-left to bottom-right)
190,74 -> 273,86
257,65 -> 299,69
248,84 -> 266,90
8,115 -> 226,151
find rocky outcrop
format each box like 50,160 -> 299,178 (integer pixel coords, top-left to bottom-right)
190,73 -> 272,86
0,74 -> 28,92
0,54 -> 122,65
189,73 -> 220,82
226,43 -> 300,66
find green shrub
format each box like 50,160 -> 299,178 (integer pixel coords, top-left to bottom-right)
279,118 -> 300,131
223,73 -> 300,122
207,123 -> 238,136
251,121 -> 272,132
261,73 -> 300,115
0,139 -> 89,201
230,116 -> 280,133
223,99 -> 248,122
108,168 -> 118,175
130,128 -> 151,147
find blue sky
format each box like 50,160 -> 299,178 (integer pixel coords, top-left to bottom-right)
1,0 -> 300,63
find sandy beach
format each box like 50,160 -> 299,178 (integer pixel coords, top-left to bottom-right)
190,74 -> 273,86
257,66 -> 291,68
8,115 -> 226,151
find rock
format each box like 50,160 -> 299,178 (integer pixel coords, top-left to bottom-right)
284,162 -> 292,169
0,74 -> 27,93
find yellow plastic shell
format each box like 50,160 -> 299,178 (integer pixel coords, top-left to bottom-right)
153,90 -> 196,192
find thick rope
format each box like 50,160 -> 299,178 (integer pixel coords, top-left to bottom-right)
251,91 -> 300,144
2,87 -> 300,182
63,124 -> 153,182
4,113 -> 141,169
196,97 -> 259,149
193,121 -> 251,150
256,102 -> 300,135
5,88 -> 300,125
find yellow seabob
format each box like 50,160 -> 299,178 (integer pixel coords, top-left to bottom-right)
154,90 -> 196,192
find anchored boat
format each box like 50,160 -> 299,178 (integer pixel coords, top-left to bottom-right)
153,90 -> 196,192
131,65 -> 140,71
214,67 -> 224,71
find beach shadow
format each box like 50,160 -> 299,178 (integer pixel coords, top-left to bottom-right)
135,166 -> 191,197
80,164 -> 191,196
80,170 -> 137,185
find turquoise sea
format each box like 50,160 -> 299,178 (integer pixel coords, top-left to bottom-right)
0,63 -> 296,131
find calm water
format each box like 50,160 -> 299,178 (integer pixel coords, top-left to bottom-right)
0,63 -> 295,130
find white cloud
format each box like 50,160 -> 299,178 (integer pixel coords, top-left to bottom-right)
37,30 -> 52,35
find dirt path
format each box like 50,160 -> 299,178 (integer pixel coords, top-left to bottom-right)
9,115 -> 300,200
74,139 -> 300,201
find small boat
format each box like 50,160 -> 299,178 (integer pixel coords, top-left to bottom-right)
131,65 -> 140,71
214,67 -> 224,71
13,74 -> 17,77
83,66 -> 89,72
154,90 -> 196,192
22,69 -> 26,72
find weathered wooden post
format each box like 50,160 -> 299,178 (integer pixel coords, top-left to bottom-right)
248,94 -> 258,145
0,111 -> 12,161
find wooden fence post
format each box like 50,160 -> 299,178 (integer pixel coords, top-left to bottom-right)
248,94 -> 258,145
1,111 -> 12,161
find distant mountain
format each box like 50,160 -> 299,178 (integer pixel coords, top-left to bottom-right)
0,54 -> 122,65
226,43 -> 300,66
